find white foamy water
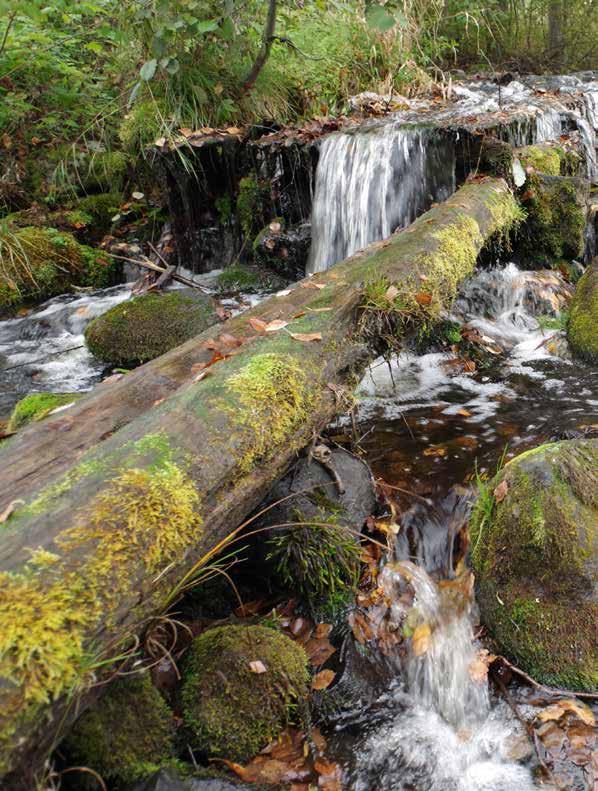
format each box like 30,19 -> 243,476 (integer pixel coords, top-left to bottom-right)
353,562 -> 537,791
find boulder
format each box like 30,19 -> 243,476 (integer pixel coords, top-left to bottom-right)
63,674 -> 175,786
469,439 -> 598,690
181,625 -> 308,763
568,260 -> 598,363
253,222 -> 311,281
85,289 -> 218,367
134,769 -> 253,791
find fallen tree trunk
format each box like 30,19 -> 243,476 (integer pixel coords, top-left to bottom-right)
0,178 -> 520,787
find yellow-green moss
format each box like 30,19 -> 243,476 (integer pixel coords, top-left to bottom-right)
64,674 -> 175,784
85,290 -> 217,367
0,451 -> 202,773
181,625 -> 308,762
7,392 -> 81,432
76,192 -> 123,231
469,439 -> 598,690
568,261 -> 598,363
237,176 -> 268,238
516,144 -> 562,176
217,265 -> 261,293
0,226 -> 115,308
226,353 -> 316,472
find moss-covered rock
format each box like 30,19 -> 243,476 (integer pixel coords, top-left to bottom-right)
469,439 -> 598,690
7,392 -> 81,433
515,143 -> 562,176
217,265 -> 262,293
76,192 -> 123,232
181,625 -> 309,762
64,674 -> 175,785
85,289 -> 218,367
0,226 -> 117,309
568,261 -> 598,363
517,174 -> 588,267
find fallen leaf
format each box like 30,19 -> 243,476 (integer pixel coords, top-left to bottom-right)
348,611 -> 373,645
457,408 -> 472,417
265,319 -> 289,332
131,191 -> 144,200
0,499 -> 24,524
414,292 -> 433,306
269,221 -> 282,233
226,126 -> 243,135
249,660 -> 267,674
493,479 -> 509,503
289,332 -> 322,342
277,289 -> 292,296
314,623 -> 332,639
304,636 -> 336,666
423,445 -> 447,457
311,669 -> 336,690
385,285 -> 399,301
300,280 -> 326,290
307,307 -> 333,313
538,700 -> 596,727
249,317 -> 268,332
412,622 -> 431,656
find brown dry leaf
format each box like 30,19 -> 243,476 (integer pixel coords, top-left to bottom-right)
249,660 -> 267,674
414,292 -> 433,306
556,699 -> 595,726
300,280 -> 326,290
226,126 -> 243,135
249,317 -> 268,332
537,704 -> 566,723
0,499 -> 24,524
348,611 -> 373,645
311,669 -> 336,690
423,445 -> 447,457
290,332 -> 322,342
493,479 -> 509,503
314,623 -> 332,639
457,408 -> 472,417
307,307 -> 333,313
265,319 -> 289,332
412,622 -> 432,656
304,636 -> 336,667
315,758 -> 343,790
385,285 -> 399,301
468,650 -> 496,683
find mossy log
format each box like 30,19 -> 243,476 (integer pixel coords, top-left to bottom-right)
0,178 -> 520,787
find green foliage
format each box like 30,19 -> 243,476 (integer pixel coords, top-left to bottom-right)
267,511 -> 361,605
7,393 -> 82,433
64,674 -> 175,784
181,625 -> 308,763
84,290 -> 218,367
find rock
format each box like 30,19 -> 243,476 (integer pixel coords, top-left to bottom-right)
0,226 -> 116,311
181,625 -> 308,763
85,288 -> 218,367
254,222 -> 311,281
517,174 -> 589,267
568,259 -> 598,363
63,674 -> 175,786
133,769 -> 253,791
253,447 -> 376,605
469,439 -> 598,690
7,392 -> 82,433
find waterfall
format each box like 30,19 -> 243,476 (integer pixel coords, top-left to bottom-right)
535,107 -> 563,142
307,125 -> 456,273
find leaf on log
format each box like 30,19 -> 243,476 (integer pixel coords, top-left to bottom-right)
289,332 -> 322,342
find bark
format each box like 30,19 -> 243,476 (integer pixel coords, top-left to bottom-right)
0,179 -> 518,787
242,0 -> 277,92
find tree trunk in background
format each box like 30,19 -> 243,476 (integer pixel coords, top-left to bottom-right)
0,179 -> 520,789
242,0 -> 277,92
548,0 -> 565,64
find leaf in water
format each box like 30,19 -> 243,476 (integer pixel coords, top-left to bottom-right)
412,622 -> 431,656
538,700 -> 596,727
249,317 -> 268,332
423,445 -> 447,457
457,408 -> 472,417
493,479 -> 509,503
311,669 -> 336,690
289,332 -> 322,342
265,320 -> 289,332
249,660 -> 267,674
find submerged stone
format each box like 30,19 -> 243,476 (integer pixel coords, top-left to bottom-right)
85,289 -> 218,367
469,439 -> 598,690
181,625 -> 308,763
568,260 -> 598,363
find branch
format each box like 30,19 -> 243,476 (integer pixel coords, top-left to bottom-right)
242,0 -> 277,93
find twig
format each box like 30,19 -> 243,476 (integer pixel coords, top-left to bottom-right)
496,655 -> 598,700
0,11 -> 16,58
375,479 -> 432,505
104,252 -> 211,293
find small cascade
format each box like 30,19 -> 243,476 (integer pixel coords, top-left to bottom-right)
307,126 -> 456,273
353,556 -> 537,790
535,106 -> 563,142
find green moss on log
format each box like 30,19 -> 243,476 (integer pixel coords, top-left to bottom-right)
568,261 -> 598,363
64,674 -> 175,784
469,439 -> 598,690
181,625 -> 308,762
0,226 -> 115,308
85,290 -> 218,367
7,393 -> 81,433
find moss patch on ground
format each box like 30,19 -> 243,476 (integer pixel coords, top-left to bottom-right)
469,439 -> 598,690
85,289 -> 218,367
0,226 -> 116,309
7,392 -> 81,433
181,625 -> 308,762
568,261 -> 598,363
64,674 -> 175,785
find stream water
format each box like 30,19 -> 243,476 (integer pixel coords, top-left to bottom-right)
328,264 -> 597,790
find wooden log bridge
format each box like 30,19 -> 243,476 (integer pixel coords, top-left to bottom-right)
0,178 -> 521,787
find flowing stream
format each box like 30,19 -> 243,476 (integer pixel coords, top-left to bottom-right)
328,264 -> 597,789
